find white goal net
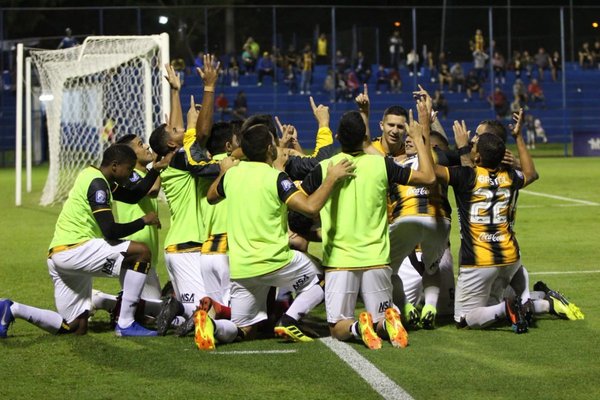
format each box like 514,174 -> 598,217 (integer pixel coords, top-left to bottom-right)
29,34 -> 169,205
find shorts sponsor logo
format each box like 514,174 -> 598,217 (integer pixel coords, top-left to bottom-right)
102,258 -> 115,275
378,300 -> 392,313
292,274 -> 310,291
181,293 -> 195,303
95,190 -> 107,204
478,231 -> 506,242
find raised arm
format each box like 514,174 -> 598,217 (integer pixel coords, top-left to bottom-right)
511,108 -> 539,186
405,112 -> 435,186
453,120 -> 474,167
195,54 -> 220,146
355,83 -> 371,142
164,63 -> 183,132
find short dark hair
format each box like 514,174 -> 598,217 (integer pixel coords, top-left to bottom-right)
477,133 -> 506,169
337,111 -> 366,150
231,119 -> 244,143
241,124 -> 273,162
241,114 -> 278,145
149,123 -> 170,157
116,134 -> 137,145
382,105 -> 409,120
206,122 -> 233,155
479,120 -> 508,143
101,144 -> 137,167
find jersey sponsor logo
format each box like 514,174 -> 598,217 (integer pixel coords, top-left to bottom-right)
280,179 -> 295,193
181,293 -> 195,303
292,274 -> 310,291
95,190 -> 108,204
477,175 -> 507,185
378,300 -> 392,313
407,187 -> 429,196
101,258 -> 116,275
129,171 -> 141,183
477,231 -> 506,243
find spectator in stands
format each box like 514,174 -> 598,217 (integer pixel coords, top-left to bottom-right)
510,95 -> 526,115
407,49 -> 420,76
285,64 -> 298,95
438,63 -> 453,92
317,33 -> 328,65
345,70 -> 360,100
257,51 -> 275,86
472,49 -> 488,82
511,51 -> 523,79
550,50 -> 561,82
58,27 -> 78,49
534,117 -> 548,144
228,56 -> 240,87
232,91 -> 248,120
375,65 -> 389,94
594,41 -> 600,69
335,50 -> 348,74
194,51 -> 205,70
534,47 -> 551,81
285,45 -> 300,71
488,86 -> 509,119
353,51 -> 371,84
432,90 -> 448,119
527,78 -> 545,107
473,28 -> 485,52
524,114 -> 536,149
389,67 -> 401,93
465,69 -> 484,101
492,51 -> 506,85
300,45 -> 315,95
521,50 -> 534,79
241,45 -> 255,74
512,78 -> 527,104
389,30 -> 404,70
215,92 -> 230,121
578,42 -> 594,69
450,62 -> 465,93
245,37 -> 260,60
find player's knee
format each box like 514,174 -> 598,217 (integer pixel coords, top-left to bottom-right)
59,311 -> 89,335
127,241 -> 151,263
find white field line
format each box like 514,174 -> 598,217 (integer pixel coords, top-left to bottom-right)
518,203 -> 594,208
320,337 -> 414,400
528,270 -> 600,275
520,189 -> 600,206
211,350 -> 298,355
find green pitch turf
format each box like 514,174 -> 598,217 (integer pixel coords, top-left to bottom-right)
1,158 -> 599,400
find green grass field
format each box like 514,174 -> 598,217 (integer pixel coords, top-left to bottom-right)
1,158 -> 599,400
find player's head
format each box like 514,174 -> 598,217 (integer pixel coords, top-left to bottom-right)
474,133 -> 505,169
149,123 -> 183,157
476,120 -> 507,143
241,124 -> 277,163
101,144 -> 136,184
117,134 -> 153,165
206,122 -> 234,155
380,105 -> 408,151
241,114 -> 279,145
337,111 -> 366,151
231,119 -> 243,151
430,130 -> 449,151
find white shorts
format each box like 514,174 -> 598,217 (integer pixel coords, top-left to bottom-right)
48,239 -> 130,323
230,250 -> 320,327
399,247 -> 455,315
325,267 -> 394,324
454,260 -> 521,323
200,253 -> 231,306
389,216 -> 450,274
165,252 -> 205,315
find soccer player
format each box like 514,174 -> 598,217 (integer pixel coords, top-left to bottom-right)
1,144 -> 174,338
437,112 -> 539,333
191,123 -> 355,351
301,108 -> 435,350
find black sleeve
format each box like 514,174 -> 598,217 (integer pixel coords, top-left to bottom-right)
384,157 -> 412,185
447,166 -> 475,193
313,144 -> 335,162
216,174 -> 226,198
86,178 -> 146,240
509,168 -> 526,190
300,164 -> 323,195
276,172 -> 299,203
112,168 -> 159,204
170,148 -> 221,179
285,155 -> 319,181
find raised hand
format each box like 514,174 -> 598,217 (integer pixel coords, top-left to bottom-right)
416,99 -> 430,128
405,109 -> 423,140
452,120 -> 471,149
510,108 -> 524,139
310,96 -> 330,128
164,63 -> 181,91
186,95 -> 199,131
412,84 -> 434,121
196,54 -> 221,89
326,158 -> 356,181
355,83 -> 370,116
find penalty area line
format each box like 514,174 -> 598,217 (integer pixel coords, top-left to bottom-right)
320,337 -> 414,400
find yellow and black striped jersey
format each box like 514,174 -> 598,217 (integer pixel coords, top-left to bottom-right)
442,165 -> 526,268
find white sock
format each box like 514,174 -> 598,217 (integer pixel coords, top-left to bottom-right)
119,269 -> 147,328
141,268 -> 162,300
10,302 -> 64,334
285,283 -> 323,321
350,321 -> 360,339
91,290 -> 117,312
171,316 -> 186,328
213,319 -> 238,343
533,299 -> 550,314
423,285 -> 440,307
465,303 -> 505,329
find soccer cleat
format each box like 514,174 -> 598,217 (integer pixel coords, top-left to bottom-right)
384,308 -> 409,348
533,281 -> 584,320
193,310 -> 216,351
521,298 -> 535,328
115,321 -> 157,337
357,312 -> 382,350
0,299 -> 15,339
198,296 -> 230,320
402,303 -> 420,329
505,296 -> 528,334
156,296 -> 182,336
174,315 -> 196,337
274,315 -> 313,343
419,304 -> 437,330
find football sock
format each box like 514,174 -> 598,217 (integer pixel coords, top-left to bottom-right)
423,285 -> 440,307
91,290 -> 117,312
119,269 -> 147,328
285,283 -> 323,321
171,316 -> 185,328
213,319 -> 238,343
532,299 -> 550,314
350,320 -> 360,340
10,302 -> 64,333
141,269 -> 162,300
465,303 -> 505,329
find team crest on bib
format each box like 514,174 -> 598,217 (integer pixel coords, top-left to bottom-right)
129,171 -> 141,183
95,190 -> 107,204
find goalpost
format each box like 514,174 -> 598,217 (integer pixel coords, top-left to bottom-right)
15,33 -> 170,206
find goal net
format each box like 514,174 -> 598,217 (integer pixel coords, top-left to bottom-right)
29,34 -> 169,205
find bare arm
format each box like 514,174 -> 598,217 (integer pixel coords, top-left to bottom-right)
405,114 -> 435,186
164,63 -> 184,132
195,54 -> 220,146
355,83 -> 371,146
207,156 -> 240,205
511,108 -> 539,186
